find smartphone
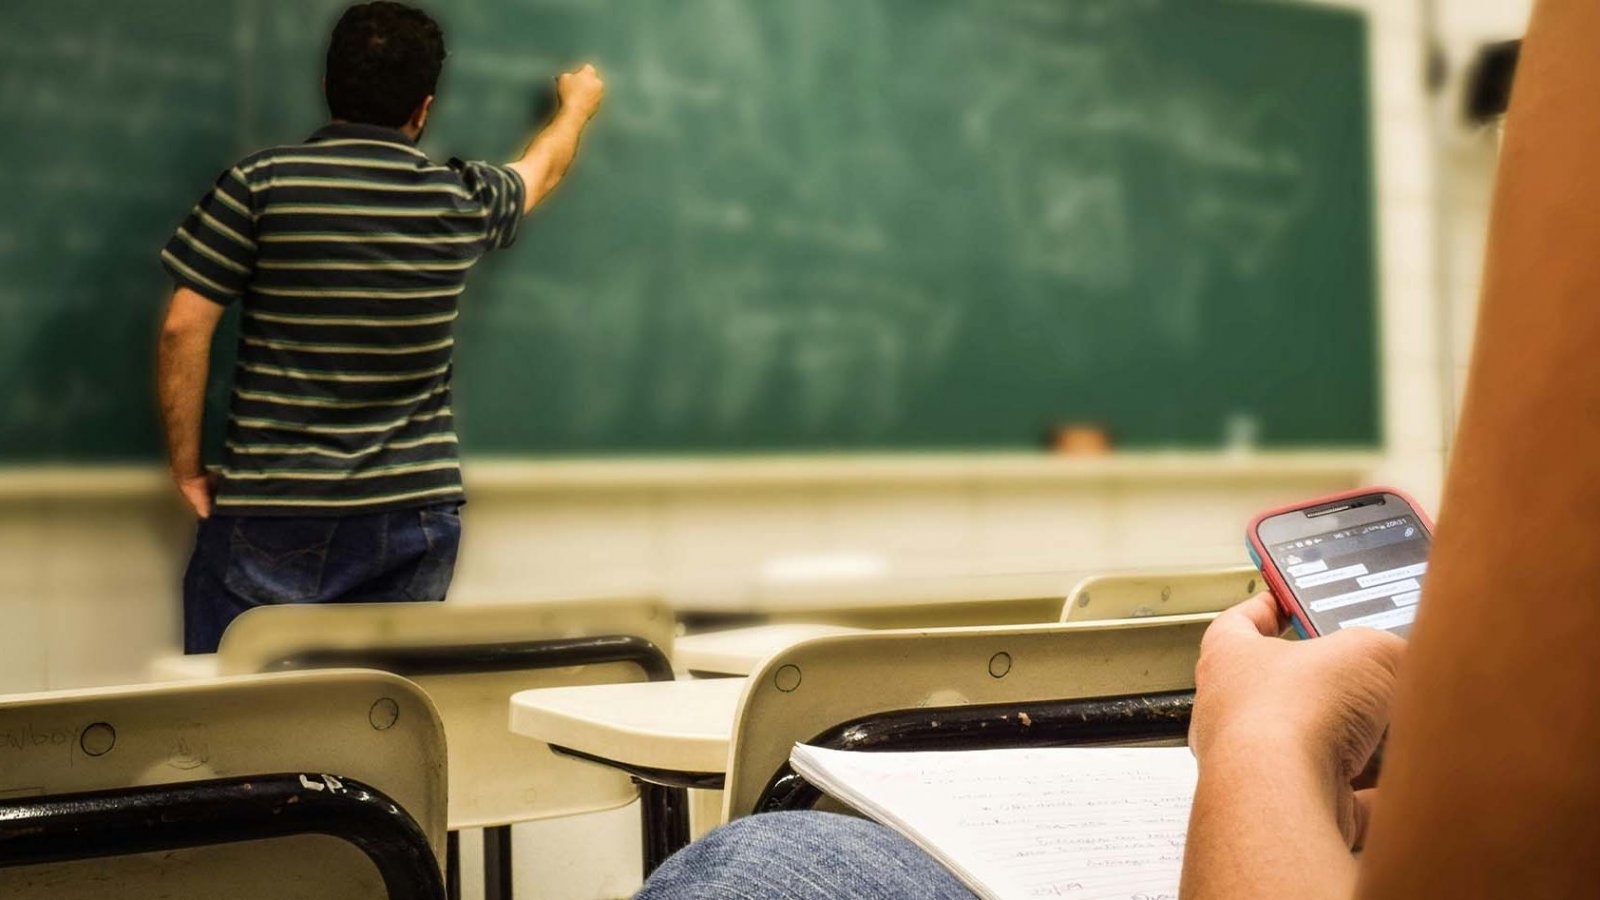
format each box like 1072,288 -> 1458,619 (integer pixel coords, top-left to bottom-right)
1247,487 -> 1433,639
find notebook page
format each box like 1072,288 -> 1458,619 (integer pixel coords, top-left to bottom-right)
790,745 -> 1197,900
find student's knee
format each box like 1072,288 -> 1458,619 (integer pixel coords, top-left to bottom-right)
638,813 -> 848,898
637,811 -> 976,900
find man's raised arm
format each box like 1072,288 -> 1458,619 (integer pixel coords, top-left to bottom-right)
509,64 -> 606,214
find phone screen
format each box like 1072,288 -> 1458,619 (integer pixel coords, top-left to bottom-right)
1264,514 -> 1429,638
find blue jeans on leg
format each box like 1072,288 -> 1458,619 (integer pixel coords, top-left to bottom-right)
182,502 -> 462,654
635,812 -> 977,900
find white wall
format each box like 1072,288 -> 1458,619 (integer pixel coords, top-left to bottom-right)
1352,0 -> 1450,505
0,458 -> 1372,692
1432,0 -> 1534,432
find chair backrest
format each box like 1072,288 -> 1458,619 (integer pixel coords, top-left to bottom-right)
217,597 -> 675,829
0,670 -> 445,899
1060,566 -> 1260,621
759,570 -> 1081,629
721,614 -> 1214,819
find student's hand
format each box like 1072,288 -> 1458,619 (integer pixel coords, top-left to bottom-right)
557,64 -> 605,121
1189,592 -> 1405,847
174,471 -> 216,519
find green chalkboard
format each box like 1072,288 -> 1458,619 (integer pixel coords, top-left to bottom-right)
0,0 -> 1378,461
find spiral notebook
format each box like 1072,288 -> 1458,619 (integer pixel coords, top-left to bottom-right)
788,744 -> 1198,900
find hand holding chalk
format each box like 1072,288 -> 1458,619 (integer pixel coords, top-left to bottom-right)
557,63 -> 606,121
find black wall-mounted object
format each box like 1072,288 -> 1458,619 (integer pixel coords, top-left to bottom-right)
1465,40 -> 1521,124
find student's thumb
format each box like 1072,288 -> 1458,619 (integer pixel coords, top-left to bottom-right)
1323,624 -> 1407,678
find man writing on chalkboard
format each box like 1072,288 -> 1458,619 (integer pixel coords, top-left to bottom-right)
155,1 -> 604,653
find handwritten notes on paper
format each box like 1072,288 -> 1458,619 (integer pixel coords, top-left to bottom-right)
789,745 -> 1198,900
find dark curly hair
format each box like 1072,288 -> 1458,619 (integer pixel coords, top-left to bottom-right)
324,2 -> 446,128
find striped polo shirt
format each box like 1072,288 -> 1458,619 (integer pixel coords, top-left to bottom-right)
160,122 -> 524,516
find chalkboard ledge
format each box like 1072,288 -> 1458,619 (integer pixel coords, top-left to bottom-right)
0,451 -> 1380,501
460,451 -> 1381,492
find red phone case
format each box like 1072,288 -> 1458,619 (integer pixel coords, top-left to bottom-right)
1246,486 -> 1435,637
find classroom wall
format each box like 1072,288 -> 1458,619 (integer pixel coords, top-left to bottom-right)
0,462 -> 1373,691
1359,0 -> 1447,503
1433,0 -> 1534,436
0,0 -> 1532,698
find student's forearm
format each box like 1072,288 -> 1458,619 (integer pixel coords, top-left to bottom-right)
157,320 -> 213,480
1358,1 -> 1600,895
1183,733 -> 1356,900
513,106 -> 590,212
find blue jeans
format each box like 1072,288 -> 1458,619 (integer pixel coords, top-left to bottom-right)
181,503 -> 462,654
636,812 -> 977,900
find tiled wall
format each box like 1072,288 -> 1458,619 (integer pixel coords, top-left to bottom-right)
451,470 -> 1369,604
0,463 -> 1368,692
0,499 -> 189,692
1363,0 -> 1447,504
1433,0 -> 1533,435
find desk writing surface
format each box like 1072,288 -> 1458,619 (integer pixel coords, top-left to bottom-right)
509,677 -> 744,774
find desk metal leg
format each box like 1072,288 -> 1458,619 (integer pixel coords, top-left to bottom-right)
484,824 -> 513,900
446,830 -> 460,900
637,782 -> 691,876
548,745 -> 719,879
